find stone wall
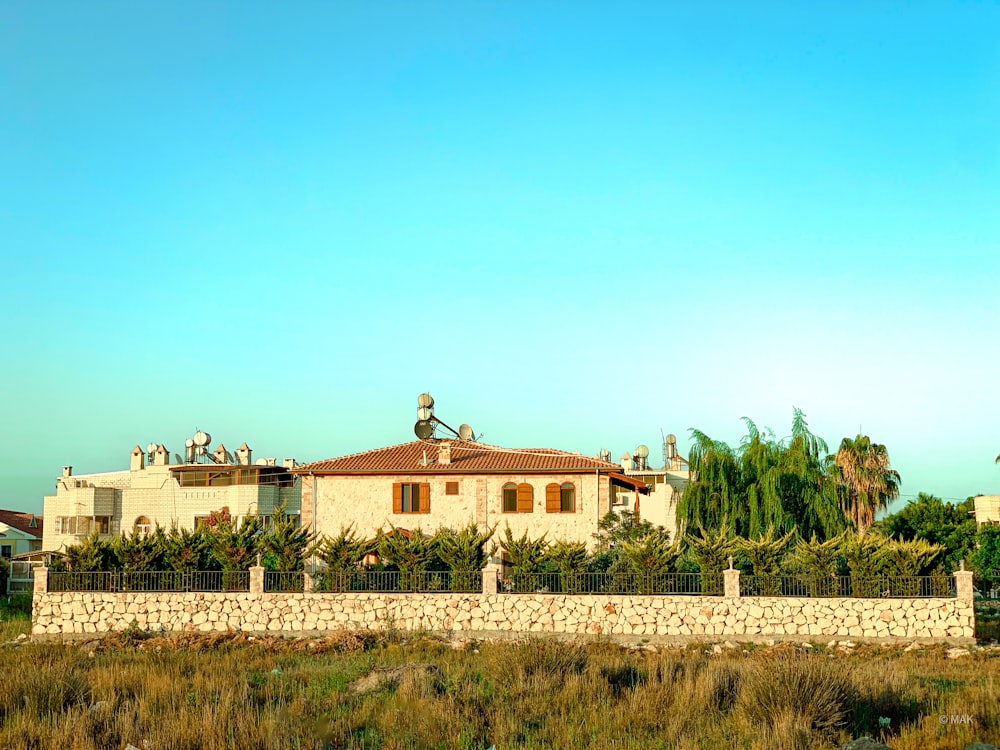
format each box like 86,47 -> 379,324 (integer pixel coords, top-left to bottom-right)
32,590 -> 974,644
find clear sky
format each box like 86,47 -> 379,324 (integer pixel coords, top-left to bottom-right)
2,2 -> 998,516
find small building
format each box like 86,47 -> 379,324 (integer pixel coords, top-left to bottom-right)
0,510 -> 43,562
294,438 -> 659,552
42,436 -> 301,553
973,495 -> 1000,526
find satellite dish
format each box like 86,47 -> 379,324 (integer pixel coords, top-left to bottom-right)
459,424 -> 474,441
414,420 -> 434,439
255,458 -> 269,466
417,406 -> 433,421
599,448 -> 611,461
146,442 -> 157,454
635,445 -> 650,458
194,431 -> 211,447
174,454 -> 183,464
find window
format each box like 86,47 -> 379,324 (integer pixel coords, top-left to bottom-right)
0,544 -> 11,560
393,482 -> 430,514
502,483 -> 517,512
57,516 -> 111,535
134,516 -> 152,535
546,482 -> 576,513
446,481 -> 459,495
561,483 -> 576,512
503,483 -> 533,513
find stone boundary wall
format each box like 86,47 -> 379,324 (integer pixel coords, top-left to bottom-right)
32,590 -> 975,644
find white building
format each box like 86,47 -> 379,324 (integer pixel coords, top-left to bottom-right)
42,436 -> 301,553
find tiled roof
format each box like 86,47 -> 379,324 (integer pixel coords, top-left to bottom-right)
0,510 -> 43,538
295,439 -> 621,475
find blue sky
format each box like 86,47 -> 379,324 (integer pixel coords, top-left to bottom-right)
2,2 -> 998,516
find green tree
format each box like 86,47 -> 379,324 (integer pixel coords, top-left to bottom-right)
500,526 -> 548,591
876,493 -> 976,572
260,507 -> 314,571
545,539 -> 589,593
683,526 -> 735,595
163,526 -> 213,571
620,530 -> 681,594
113,526 -> 167,571
737,527 -> 797,595
788,533 -> 844,596
209,515 -> 263,572
64,530 -> 117,572
312,525 -> 373,592
434,523 -> 495,591
679,409 -> 842,540
828,433 -> 900,537
377,525 -> 437,590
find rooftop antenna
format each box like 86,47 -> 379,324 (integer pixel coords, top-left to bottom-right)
599,448 -> 611,462
412,392 -> 476,441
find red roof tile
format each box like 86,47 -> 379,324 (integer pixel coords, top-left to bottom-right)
295,439 -> 621,475
0,510 -> 43,539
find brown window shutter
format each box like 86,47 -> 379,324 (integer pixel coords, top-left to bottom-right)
545,483 -> 561,513
517,483 -> 533,513
420,482 -> 431,513
392,483 -> 403,514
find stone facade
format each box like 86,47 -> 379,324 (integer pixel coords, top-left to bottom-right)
31,589 -> 975,644
302,471 -> 610,550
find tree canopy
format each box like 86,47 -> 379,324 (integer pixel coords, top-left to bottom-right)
678,409 -> 844,540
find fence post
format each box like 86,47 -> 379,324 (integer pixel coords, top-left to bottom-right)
250,565 -> 265,594
954,561 -> 974,602
33,566 -> 48,595
481,562 -> 499,595
303,570 -> 314,593
723,556 -> 740,598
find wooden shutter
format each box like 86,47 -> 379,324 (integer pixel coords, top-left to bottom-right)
516,483 -> 533,513
392,483 -> 403,514
545,483 -> 561,513
445,481 -> 459,495
420,482 -> 431,513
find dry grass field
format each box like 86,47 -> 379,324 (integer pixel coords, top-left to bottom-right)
3,613 -> 1000,750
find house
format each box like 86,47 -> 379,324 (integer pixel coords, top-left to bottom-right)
610,434 -> 689,539
42,435 -> 302,553
294,437 -> 669,552
973,495 -> 1000,526
0,510 -> 43,562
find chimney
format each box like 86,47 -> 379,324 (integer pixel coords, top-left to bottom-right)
237,443 -> 252,466
282,458 -> 296,469
438,441 -> 451,465
130,446 -> 145,472
213,444 -> 228,464
62,466 -> 73,477
621,453 -> 632,472
154,444 -> 170,466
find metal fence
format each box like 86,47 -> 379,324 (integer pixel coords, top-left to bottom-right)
312,569 -> 483,594
499,572 -> 716,596
740,574 -> 955,598
264,571 -> 305,593
48,570 -> 251,593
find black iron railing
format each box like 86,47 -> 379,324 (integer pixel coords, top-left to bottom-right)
311,569 -> 482,594
499,572 -> 714,596
48,570 -> 250,593
740,574 -> 955,598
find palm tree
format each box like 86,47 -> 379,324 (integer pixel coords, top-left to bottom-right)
827,433 -> 900,537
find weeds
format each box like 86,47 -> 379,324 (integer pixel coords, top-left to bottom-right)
2,634 -> 1000,749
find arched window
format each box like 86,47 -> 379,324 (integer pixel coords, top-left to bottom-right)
502,483 -> 533,513
134,516 -> 152,535
546,482 -> 576,513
